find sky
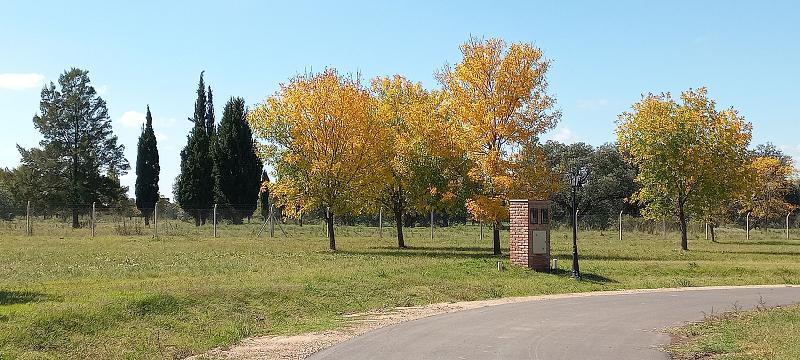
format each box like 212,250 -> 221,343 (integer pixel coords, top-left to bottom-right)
1,0 -> 799,199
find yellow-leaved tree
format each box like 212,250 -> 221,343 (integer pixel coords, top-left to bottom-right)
739,156 -> 796,226
617,88 -> 752,250
248,69 -> 388,250
438,37 -> 561,255
372,75 -> 470,248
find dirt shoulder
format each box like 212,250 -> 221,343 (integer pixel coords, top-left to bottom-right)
186,285 -> 794,360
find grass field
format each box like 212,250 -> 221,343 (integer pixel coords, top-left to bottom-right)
669,304 -> 800,359
1,223 -> 799,359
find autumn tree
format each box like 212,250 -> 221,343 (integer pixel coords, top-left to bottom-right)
135,106 -> 160,226
30,68 -> 129,227
372,75 -> 469,248
248,69 -> 388,250
738,155 -> 796,226
438,37 -> 561,255
617,88 -> 752,250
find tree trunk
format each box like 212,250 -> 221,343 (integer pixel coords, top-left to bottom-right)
72,207 -> 79,229
493,221 -> 501,255
394,206 -> 405,248
327,213 -> 336,251
194,209 -> 201,226
144,214 -> 150,227
678,203 -> 688,251
710,223 -> 717,243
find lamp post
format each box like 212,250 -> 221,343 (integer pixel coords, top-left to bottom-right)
569,167 -> 588,280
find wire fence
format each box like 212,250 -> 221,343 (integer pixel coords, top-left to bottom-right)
2,202 -> 798,240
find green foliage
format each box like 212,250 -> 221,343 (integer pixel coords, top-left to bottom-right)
542,141 -> 638,229
177,72 -> 214,225
134,106 -> 160,223
212,97 -> 263,224
27,68 -> 129,227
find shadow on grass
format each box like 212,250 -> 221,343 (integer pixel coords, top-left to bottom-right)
341,248 -> 499,260
374,245 -> 494,253
715,240 -> 800,246
0,290 -> 61,305
696,249 -> 800,256
544,268 -> 618,284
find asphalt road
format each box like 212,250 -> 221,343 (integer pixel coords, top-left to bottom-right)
310,286 -> 800,360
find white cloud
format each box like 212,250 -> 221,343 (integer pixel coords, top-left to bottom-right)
117,110 -> 146,128
96,85 -> 108,95
0,73 -> 45,90
154,132 -> 167,141
576,98 -> 608,110
779,144 -> 800,165
551,127 -> 580,144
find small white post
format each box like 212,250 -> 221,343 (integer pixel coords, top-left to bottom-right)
26,200 -> 31,236
91,202 -> 96,237
379,207 -> 383,238
552,258 -> 558,271
705,222 -> 709,240
480,221 -> 484,241
787,212 -> 791,240
746,212 -> 751,241
618,210 -> 623,241
154,201 -> 158,238
213,203 -> 217,238
430,209 -> 434,240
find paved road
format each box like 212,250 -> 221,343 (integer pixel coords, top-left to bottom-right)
311,286 -> 800,360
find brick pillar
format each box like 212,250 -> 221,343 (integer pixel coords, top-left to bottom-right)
509,200 -> 530,267
509,199 -> 551,271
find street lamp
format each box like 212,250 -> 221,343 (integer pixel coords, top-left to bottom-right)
569,167 -> 588,280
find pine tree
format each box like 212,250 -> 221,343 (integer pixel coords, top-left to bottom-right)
212,97 -> 263,224
177,72 -> 214,226
31,68 -> 129,228
135,106 -> 160,226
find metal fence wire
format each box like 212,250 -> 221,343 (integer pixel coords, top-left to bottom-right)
2,202 -> 798,240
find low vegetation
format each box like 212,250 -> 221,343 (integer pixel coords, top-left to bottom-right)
1,225 -> 799,359
669,304 -> 800,359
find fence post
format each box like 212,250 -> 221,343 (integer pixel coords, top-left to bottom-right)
746,212 -> 751,241
213,204 -> 217,238
270,204 -> 276,238
154,201 -> 158,238
662,216 -> 667,237
705,222 -> 709,240
787,212 -> 791,240
91,202 -> 96,237
379,207 -> 383,239
324,207 -> 329,238
430,209 -> 434,240
26,200 -> 31,236
618,210 -> 623,241
480,221 -> 483,241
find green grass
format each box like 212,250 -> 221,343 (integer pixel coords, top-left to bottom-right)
1,223 -> 799,359
669,304 -> 800,359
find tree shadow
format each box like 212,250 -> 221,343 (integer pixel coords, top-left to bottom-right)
695,249 -> 800,256
340,248 -> 499,260
552,253 -> 666,262
0,290 -> 61,305
715,240 -> 800,246
543,268 -> 618,284
374,245 -> 494,253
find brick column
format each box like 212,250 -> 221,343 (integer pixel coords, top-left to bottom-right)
509,200 -> 530,267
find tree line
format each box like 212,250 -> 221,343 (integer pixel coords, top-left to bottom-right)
0,37 -> 797,253
0,69 -> 263,227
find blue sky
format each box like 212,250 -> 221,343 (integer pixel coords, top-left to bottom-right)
2,0 -> 798,199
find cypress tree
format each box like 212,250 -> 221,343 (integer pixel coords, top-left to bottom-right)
135,106 -> 160,225
177,72 -> 213,226
212,97 -> 263,224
